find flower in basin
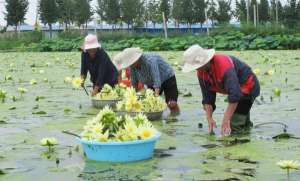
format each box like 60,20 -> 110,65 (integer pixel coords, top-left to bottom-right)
138,122 -> 156,140
94,130 -> 109,142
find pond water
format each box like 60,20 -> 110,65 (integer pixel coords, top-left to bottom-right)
0,50 -> 300,180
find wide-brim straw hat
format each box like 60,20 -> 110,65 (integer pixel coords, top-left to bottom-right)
113,47 -> 143,70
84,34 -> 101,51
182,44 -> 215,73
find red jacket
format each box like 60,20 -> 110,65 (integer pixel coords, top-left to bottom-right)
197,54 -> 260,105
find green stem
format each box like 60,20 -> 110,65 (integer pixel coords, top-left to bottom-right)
287,168 -> 290,181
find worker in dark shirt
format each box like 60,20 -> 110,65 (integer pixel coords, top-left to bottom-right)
80,34 -> 118,96
182,45 -> 260,136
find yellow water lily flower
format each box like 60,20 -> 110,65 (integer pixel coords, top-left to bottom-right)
95,130 -> 109,142
253,68 -> 261,75
267,69 -> 275,75
72,77 -> 82,88
138,127 -> 156,140
18,87 -> 28,94
124,116 -> 138,133
277,160 -> 300,170
40,137 -> 58,146
30,79 -> 37,85
64,76 -> 72,83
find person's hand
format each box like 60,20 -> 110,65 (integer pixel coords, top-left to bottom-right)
80,80 -> 85,88
154,88 -> 160,96
91,86 -> 100,97
207,117 -> 216,134
221,119 -> 231,136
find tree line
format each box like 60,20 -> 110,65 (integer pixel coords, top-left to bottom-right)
3,0 -> 300,35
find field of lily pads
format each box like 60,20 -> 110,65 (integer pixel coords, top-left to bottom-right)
0,50 -> 300,180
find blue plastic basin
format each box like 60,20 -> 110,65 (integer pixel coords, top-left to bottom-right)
78,133 -> 161,162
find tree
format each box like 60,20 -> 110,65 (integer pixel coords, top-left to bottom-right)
98,0 -> 120,28
5,0 -> 29,32
216,0 -> 232,24
235,0 -> 247,23
207,0 -> 218,27
181,0 -> 194,28
57,0 -> 76,30
258,0 -> 269,22
39,0 -> 59,38
160,0 -> 170,22
249,0 -> 257,22
75,0 -> 93,30
270,0 -> 283,23
172,0 -> 184,27
120,0 -> 141,29
147,0 -> 161,28
283,0 -> 299,28
193,0 -> 206,27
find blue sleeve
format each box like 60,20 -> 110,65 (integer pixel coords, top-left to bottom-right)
130,68 -> 138,88
80,53 -> 88,76
198,77 -> 216,110
95,51 -> 110,88
223,68 -> 243,103
149,59 -> 161,88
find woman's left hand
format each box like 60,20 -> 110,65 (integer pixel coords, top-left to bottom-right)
91,86 -> 100,96
221,119 -> 231,136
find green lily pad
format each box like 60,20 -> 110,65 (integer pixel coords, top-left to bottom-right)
32,111 -> 47,115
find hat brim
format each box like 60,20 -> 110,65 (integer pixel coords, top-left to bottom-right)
182,49 -> 215,73
120,52 -> 143,69
84,43 -> 101,50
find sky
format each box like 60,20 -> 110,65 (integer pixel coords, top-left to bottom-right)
0,0 -> 98,26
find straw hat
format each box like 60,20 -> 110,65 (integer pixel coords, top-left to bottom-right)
83,34 -> 101,51
113,47 -> 143,70
182,44 -> 215,73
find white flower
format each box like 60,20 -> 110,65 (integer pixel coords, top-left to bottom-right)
277,160 -> 300,170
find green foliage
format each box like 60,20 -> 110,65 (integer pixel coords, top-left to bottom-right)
147,0 -> 161,27
235,0 -> 247,23
39,0 -> 59,38
193,0 -> 206,25
98,0 -> 120,25
56,0 -> 76,30
160,0 -> 171,21
74,0 -> 93,28
172,0 -> 184,24
120,0 -> 143,28
259,0 -> 270,22
5,0 -> 29,29
216,0 -> 232,24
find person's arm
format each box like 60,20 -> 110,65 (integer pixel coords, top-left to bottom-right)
129,68 -> 138,90
199,77 -> 217,133
149,59 -> 161,96
80,53 -> 87,87
93,51 -> 110,95
221,69 -> 243,135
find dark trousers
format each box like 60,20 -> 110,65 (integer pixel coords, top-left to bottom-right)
235,96 -> 255,115
149,76 -> 179,103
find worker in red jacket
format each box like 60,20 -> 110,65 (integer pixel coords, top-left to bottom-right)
182,45 -> 260,136
114,64 -> 144,91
